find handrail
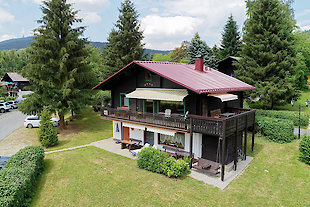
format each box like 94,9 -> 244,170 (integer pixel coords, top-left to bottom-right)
100,107 -> 256,136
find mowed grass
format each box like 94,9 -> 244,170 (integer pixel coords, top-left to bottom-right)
45,108 -> 112,151
32,135 -> 310,207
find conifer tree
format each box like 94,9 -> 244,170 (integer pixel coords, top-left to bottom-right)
219,15 -> 241,59
187,33 -> 218,68
22,0 -> 96,129
235,0 -> 297,109
38,108 -> 58,147
103,0 -> 144,78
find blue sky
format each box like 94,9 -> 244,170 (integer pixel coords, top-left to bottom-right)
0,0 -> 309,50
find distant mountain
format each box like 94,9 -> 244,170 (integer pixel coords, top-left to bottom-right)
0,36 -> 170,55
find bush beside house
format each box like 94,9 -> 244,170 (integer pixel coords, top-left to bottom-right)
256,109 -> 309,127
0,146 -> 45,207
256,116 -> 295,143
137,147 -> 190,178
299,136 -> 310,165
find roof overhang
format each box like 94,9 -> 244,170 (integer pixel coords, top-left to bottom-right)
126,88 -> 188,102
209,93 -> 238,102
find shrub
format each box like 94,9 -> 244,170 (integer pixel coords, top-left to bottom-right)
256,109 -> 309,127
5,96 -> 15,102
137,147 -> 190,178
256,116 -> 295,143
299,135 -> 310,165
0,146 -> 45,207
38,108 -> 58,147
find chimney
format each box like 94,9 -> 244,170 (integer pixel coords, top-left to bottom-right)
195,58 -> 204,72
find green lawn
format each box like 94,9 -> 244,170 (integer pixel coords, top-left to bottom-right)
45,108 -> 112,151
31,134 -> 310,207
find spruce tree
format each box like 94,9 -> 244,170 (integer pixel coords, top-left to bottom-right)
235,0 -> 297,109
187,33 -> 218,68
22,0 -> 96,129
38,108 -> 58,147
219,15 -> 241,59
103,0 -> 144,78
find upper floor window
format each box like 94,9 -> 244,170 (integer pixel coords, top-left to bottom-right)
145,71 -> 152,82
120,93 -> 129,107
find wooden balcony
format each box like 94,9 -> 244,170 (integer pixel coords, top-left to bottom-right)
100,107 -> 256,137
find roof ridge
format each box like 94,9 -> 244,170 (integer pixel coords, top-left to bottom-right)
135,60 -> 188,65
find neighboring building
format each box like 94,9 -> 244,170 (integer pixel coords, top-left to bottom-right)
1,72 -> 30,97
217,56 -> 240,77
93,59 -> 256,181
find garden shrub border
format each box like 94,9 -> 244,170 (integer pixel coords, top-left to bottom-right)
0,146 -> 45,207
256,116 -> 295,143
256,109 -> 309,127
299,135 -> 310,165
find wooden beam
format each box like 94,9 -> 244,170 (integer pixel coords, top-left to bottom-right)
244,115 -> 248,160
221,121 -> 226,181
252,113 -> 255,152
189,117 -> 193,169
233,121 -> 238,171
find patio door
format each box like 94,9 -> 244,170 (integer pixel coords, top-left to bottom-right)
123,127 -> 130,141
144,131 -> 154,146
202,135 -> 220,162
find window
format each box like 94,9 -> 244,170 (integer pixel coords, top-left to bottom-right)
159,133 -> 185,149
120,93 -> 129,107
145,71 -> 152,81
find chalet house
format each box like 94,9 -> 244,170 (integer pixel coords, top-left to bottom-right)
1,72 -> 30,97
217,56 -> 240,77
93,59 -> 256,181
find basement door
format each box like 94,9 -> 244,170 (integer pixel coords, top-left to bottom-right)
123,126 -> 130,141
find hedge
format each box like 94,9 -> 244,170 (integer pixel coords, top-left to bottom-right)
256,109 -> 309,127
299,136 -> 310,165
137,147 -> 190,178
256,116 -> 295,143
0,146 -> 45,207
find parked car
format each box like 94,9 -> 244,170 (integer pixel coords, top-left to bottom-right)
7,101 -> 18,109
24,116 -> 60,128
0,103 -> 11,113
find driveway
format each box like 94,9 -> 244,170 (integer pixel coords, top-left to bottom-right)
0,110 -> 26,141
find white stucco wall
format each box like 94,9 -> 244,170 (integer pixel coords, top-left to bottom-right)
113,121 -> 122,140
129,128 -> 144,144
193,133 -> 202,158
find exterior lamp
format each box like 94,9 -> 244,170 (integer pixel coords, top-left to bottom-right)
291,99 -> 308,140
306,99 -> 309,107
291,99 -> 295,107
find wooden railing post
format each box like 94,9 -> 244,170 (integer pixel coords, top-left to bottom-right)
233,118 -> 238,171
244,115 -> 248,160
252,113 -> 255,152
221,121 -> 226,182
189,117 -> 193,169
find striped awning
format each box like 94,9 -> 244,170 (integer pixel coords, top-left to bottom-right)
126,88 -> 188,102
209,93 -> 238,102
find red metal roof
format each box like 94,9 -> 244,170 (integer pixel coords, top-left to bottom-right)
93,61 -> 255,94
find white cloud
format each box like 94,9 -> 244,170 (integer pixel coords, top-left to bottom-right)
138,0 -> 246,50
0,34 -> 16,42
30,0 -> 110,24
301,25 -> 310,31
0,7 -> 14,24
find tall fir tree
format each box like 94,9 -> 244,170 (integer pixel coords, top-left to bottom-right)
103,0 -> 144,78
235,0 -> 298,109
21,0 -> 96,129
219,15 -> 241,59
187,33 -> 218,68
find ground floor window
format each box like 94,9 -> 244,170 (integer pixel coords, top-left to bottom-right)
159,133 -> 185,149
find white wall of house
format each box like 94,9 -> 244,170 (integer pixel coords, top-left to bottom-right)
193,133 -> 202,158
129,128 -> 144,144
113,121 -> 122,140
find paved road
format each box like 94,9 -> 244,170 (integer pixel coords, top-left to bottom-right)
0,110 -> 26,141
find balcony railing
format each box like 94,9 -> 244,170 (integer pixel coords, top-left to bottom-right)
100,107 -> 255,136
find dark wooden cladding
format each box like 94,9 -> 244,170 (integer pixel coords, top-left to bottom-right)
100,107 -> 256,136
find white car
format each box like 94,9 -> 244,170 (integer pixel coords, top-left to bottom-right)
0,103 -> 11,113
7,101 -> 18,109
24,116 -> 60,128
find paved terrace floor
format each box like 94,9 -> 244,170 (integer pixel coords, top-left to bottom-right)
54,138 -> 252,190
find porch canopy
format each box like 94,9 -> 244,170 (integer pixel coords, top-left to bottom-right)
209,93 -> 238,102
126,88 -> 188,102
